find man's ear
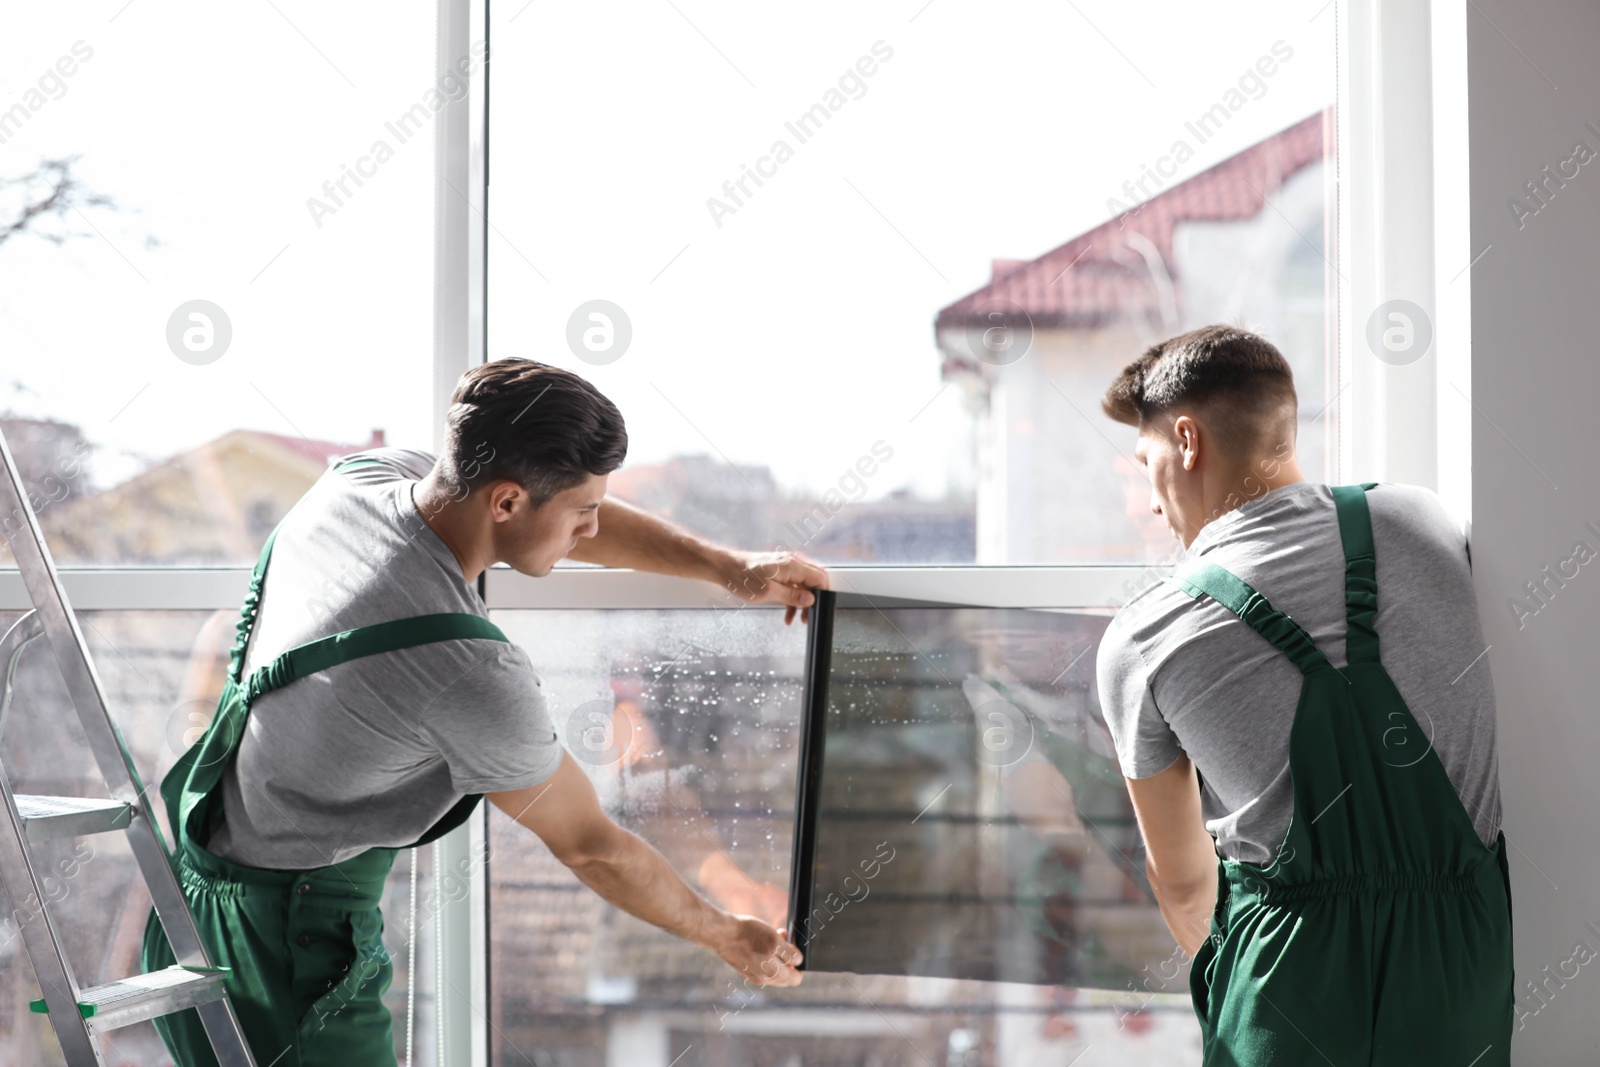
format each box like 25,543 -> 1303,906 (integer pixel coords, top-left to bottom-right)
485,479 -> 525,522
1173,415 -> 1201,471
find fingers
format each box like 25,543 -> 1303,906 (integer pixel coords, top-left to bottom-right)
730,550 -> 828,626
747,967 -> 802,988
751,572 -> 815,614
744,953 -> 804,987
774,581 -> 816,609
726,922 -> 806,987
745,553 -> 826,590
772,928 -> 804,968
775,551 -> 830,591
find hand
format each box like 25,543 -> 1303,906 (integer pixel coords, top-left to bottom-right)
719,549 -> 831,624
709,914 -> 804,987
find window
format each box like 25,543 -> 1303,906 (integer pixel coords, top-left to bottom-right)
483,3 -> 1337,1062
487,1 -> 1338,566
0,1 -> 1357,1063
0,2 -> 452,1057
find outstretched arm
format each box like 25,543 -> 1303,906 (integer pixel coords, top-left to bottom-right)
487,751 -> 804,986
565,496 -> 829,623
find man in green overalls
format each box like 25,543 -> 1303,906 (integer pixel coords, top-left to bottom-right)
1095,326 -> 1515,1064
142,358 -> 821,1065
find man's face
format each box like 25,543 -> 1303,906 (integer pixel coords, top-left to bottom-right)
1133,418 -> 1197,547
493,472 -> 607,576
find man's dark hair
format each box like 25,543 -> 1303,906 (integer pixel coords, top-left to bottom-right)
1100,324 -> 1298,459
438,358 -> 628,507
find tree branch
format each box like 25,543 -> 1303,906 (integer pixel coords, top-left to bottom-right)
0,156 -> 117,249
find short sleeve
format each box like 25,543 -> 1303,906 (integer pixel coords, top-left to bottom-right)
1095,621 -> 1183,779
419,642 -> 564,793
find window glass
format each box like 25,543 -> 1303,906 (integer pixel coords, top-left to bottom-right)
488,608 -> 1199,1065
1,4 -> 442,567
792,599 -> 1165,990
488,1 -> 1338,565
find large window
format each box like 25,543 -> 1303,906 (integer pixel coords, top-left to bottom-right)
487,1 -> 1338,566
0,2 -> 1352,1064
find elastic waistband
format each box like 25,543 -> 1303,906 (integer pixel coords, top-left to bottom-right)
178,837 -> 395,905
1222,850 -> 1504,906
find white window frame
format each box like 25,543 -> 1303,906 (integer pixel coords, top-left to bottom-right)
0,2 -> 1463,1062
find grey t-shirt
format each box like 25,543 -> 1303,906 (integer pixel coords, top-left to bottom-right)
1095,481 -> 1502,865
207,447 -> 563,869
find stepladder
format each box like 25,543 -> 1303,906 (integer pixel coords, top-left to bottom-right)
0,424 -> 257,1066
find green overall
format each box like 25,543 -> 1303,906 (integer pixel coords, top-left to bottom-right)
1168,482 -> 1515,1065
141,461 -> 510,1067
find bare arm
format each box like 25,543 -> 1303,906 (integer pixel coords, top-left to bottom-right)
565,496 -> 830,623
487,751 -> 803,986
1124,753 -> 1219,958
565,497 -> 725,579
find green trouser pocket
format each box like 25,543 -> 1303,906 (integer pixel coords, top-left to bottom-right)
294,904 -> 396,1065
1188,928 -> 1220,1032
1188,861 -> 1228,1038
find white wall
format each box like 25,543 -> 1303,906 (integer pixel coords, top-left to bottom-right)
1467,3 -> 1600,1062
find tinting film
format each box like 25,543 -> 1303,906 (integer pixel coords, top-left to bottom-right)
788,589 -> 1181,988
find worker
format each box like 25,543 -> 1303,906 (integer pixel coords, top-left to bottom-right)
1093,325 -> 1514,1064
142,358 -> 822,1066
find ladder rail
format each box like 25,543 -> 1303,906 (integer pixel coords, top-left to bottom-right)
0,773 -> 102,1064
0,430 -> 210,962
195,996 -> 259,1066
0,436 -> 166,836
0,427 -> 258,1065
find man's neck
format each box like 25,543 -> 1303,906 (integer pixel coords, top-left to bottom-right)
1183,458 -> 1307,548
411,476 -> 486,584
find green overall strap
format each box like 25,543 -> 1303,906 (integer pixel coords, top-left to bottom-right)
226,524 -> 279,687
1332,482 -> 1381,665
235,611 -> 507,852
243,614 -> 506,705
1164,561 -> 1332,675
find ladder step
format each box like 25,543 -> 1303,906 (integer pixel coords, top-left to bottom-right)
31,966 -> 230,1033
14,794 -> 133,842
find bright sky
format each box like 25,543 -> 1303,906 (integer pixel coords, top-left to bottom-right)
0,0 -> 1333,499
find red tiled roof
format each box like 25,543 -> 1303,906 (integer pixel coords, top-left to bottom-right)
935,109 -> 1331,332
